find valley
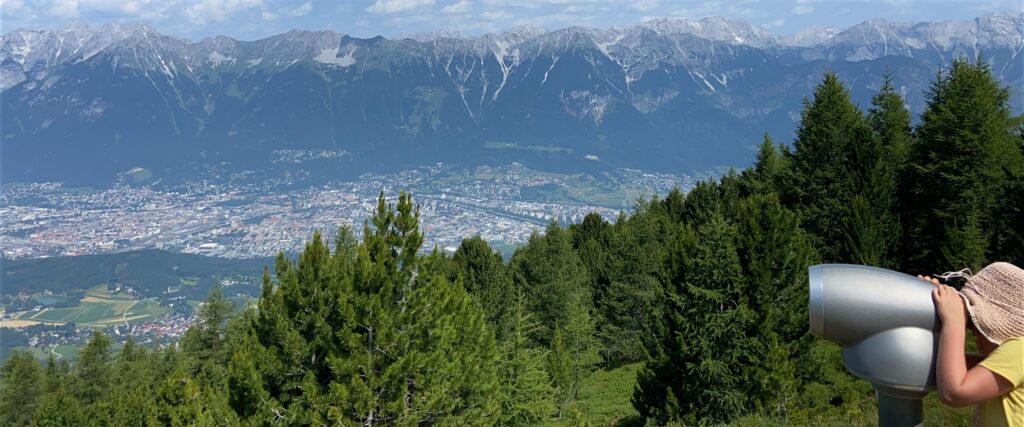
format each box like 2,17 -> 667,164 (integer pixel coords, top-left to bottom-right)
1,163 -> 693,260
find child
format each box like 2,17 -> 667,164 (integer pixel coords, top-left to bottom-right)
922,262 -> 1023,426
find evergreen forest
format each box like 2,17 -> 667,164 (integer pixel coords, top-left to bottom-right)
3,57 -> 1022,426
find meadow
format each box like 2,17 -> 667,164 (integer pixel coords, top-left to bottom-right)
14,285 -> 168,327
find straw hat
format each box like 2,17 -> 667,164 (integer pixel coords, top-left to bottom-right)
959,262 -> 1024,345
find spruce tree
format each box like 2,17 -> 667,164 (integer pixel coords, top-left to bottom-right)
788,71 -> 898,266
869,71 -> 914,172
596,202 -> 670,366
733,194 -> 817,416
742,133 -> 789,196
903,57 -> 1024,271
635,214 -> 756,424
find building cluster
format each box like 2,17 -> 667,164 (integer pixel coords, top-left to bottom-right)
1,165 -> 692,259
125,313 -> 196,341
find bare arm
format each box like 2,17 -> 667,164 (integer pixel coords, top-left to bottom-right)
930,282 -> 1014,407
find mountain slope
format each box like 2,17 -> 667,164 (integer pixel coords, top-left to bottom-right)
2,14 -> 1021,185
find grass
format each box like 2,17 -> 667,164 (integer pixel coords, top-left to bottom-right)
543,363 -> 643,427
15,344 -> 83,364
576,363 -> 643,425
85,284 -> 135,301
537,362 -> 972,427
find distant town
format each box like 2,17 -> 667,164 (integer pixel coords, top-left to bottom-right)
1,163 -> 694,260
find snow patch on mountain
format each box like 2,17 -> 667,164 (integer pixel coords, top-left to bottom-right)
314,47 -> 357,67
208,51 -> 235,67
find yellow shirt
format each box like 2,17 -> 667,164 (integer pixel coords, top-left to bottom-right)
979,337 -> 1024,427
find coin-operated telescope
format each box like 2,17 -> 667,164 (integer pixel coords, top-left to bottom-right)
809,264 -> 939,427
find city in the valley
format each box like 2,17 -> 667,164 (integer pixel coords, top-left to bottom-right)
0,163 -> 694,356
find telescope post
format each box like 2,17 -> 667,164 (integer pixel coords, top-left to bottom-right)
876,390 -> 924,427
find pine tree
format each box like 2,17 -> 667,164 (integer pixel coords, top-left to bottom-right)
680,180 -> 723,227
228,192 -> 501,426
903,57 -> 1024,272
0,351 -> 45,427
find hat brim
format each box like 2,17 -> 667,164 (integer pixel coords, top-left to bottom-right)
959,292 -> 1005,346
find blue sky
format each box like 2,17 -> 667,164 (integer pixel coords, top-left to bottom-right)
1,0 -> 1020,40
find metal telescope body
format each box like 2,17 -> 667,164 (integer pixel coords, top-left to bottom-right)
809,264 -> 939,427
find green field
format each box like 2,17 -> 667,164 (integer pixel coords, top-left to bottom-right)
14,285 -> 167,327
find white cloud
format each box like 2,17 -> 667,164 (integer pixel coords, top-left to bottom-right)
51,0 -> 79,17
261,9 -> 276,20
966,1 -> 1013,13
441,0 -> 471,14
185,0 -> 262,24
1,0 -> 30,16
628,0 -> 658,12
791,5 -> 813,15
79,0 -> 167,18
290,1 -> 311,16
670,1 -> 720,18
763,17 -> 785,28
366,0 -> 434,14
480,8 -> 511,21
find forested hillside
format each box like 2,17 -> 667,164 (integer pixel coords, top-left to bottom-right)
1,57 -> 1021,426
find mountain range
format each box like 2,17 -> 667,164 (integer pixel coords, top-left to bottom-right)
2,13 -> 1021,185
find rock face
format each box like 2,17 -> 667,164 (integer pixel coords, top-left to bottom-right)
2,14 -> 1021,185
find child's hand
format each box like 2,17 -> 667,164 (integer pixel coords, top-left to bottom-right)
922,275 -> 966,326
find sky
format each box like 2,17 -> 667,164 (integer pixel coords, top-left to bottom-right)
1,0 -> 1021,40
